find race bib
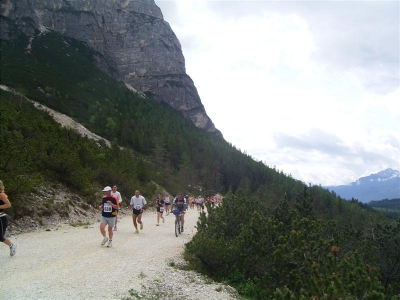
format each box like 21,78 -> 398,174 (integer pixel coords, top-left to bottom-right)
103,203 -> 112,212
134,205 -> 141,210
159,207 -> 164,212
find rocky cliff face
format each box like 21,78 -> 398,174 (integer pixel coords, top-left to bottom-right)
0,0 -> 221,136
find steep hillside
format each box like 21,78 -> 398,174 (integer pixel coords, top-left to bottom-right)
0,30 -> 299,199
0,0 -> 220,135
0,26 -> 395,228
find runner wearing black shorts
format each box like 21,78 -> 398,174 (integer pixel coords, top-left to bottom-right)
156,194 -> 165,226
129,190 -> 147,233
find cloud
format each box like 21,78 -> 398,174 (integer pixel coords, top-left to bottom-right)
155,0 -> 400,186
170,1 -> 399,94
273,129 -> 347,155
302,1 -> 400,94
253,128 -> 400,185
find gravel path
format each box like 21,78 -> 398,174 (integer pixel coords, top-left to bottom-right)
1,208 -> 240,300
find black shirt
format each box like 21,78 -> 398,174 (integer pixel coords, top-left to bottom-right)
101,196 -> 118,218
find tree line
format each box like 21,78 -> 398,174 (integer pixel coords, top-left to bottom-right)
185,188 -> 400,298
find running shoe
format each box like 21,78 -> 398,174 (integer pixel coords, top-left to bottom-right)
106,240 -> 112,248
135,229 -> 139,234
162,218 -> 165,223
140,222 -> 143,230
113,226 -> 117,231
156,223 -> 159,226
181,226 -> 184,232
101,236 -> 109,246
10,244 -> 16,256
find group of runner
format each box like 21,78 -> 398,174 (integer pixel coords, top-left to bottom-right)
99,186 -> 147,247
189,195 -> 222,209
154,193 -> 191,231
1,179 -> 221,255
98,186 -> 189,247
188,195 -> 205,210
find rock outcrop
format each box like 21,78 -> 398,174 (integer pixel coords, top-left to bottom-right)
0,0 -> 221,136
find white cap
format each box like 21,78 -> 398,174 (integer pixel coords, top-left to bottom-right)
102,186 -> 112,192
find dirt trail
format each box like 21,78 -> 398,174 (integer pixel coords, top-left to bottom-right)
1,207 -> 237,300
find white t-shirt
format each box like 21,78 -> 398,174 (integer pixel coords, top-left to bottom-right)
164,196 -> 170,204
130,195 -> 147,210
111,191 -> 122,203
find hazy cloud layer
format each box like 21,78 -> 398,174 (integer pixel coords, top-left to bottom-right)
155,0 -> 400,185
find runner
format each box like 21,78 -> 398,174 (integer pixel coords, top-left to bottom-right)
129,190 -> 147,233
0,180 -> 17,256
189,196 -> 195,209
164,193 -> 171,215
156,194 -> 165,226
111,185 -> 122,231
172,193 -> 187,232
197,195 -> 204,211
98,186 -> 118,247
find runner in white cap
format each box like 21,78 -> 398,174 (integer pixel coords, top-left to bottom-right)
99,186 -> 118,247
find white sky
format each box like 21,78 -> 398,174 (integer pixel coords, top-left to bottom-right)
154,0 -> 400,186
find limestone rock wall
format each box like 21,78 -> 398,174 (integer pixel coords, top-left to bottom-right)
0,0 -> 221,136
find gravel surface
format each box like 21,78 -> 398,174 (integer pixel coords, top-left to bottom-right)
1,208 -> 240,300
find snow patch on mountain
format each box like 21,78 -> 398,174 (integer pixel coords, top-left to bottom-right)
325,168 -> 400,202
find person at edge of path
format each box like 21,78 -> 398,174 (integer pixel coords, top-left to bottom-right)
98,186 -> 118,248
111,185 -> 122,231
173,193 -> 187,232
156,194 -> 165,226
163,194 -> 171,215
129,190 -> 147,234
0,180 -> 16,256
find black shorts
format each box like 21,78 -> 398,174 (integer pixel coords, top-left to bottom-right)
0,214 -> 8,242
164,202 -> 170,206
133,208 -> 142,215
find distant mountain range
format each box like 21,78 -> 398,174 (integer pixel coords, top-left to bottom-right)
325,168 -> 400,203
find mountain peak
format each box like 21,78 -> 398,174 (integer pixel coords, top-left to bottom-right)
326,168 -> 400,202
355,168 -> 399,185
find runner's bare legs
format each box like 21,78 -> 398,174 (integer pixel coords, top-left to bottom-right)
132,211 -> 143,232
132,214 -> 138,231
100,222 -> 113,241
137,213 -> 143,227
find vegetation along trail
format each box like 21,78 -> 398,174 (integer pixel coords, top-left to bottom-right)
1,208 -> 239,300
